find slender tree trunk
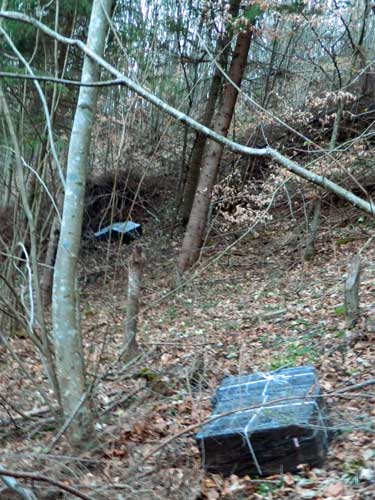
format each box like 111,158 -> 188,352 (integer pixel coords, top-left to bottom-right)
2,11 -> 374,217
304,98 -> 343,261
178,27 -> 253,273
122,245 -> 146,361
41,211 -> 60,307
1,148 -> 12,207
262,18 -> 279,108
180,76 -> 224,225
52,0 -> 112,448
0,84 -> 60,404
180,0 -> 241,226
303,5 -> 370,261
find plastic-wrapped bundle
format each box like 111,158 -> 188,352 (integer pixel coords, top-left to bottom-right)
94,221 -> 142,242
196,366 -> 329,477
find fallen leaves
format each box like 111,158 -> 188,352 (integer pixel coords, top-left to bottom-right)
323,481 -> 346,497
1,204 -> 375,500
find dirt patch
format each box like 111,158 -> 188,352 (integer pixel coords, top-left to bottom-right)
83,169 -> 173,235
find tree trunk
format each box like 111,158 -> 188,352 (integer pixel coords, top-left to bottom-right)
41,212 -> 60,307
178,27 -> 253,273
52,0 -> 112,448
304,98 -> 344,261
180,0 -> 241,225
0,84 -> 60,403
122,245 -> 146,362
2,11 -> 375,217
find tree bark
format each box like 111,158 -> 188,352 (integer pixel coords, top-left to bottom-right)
52,0 -> 112,448
178,27 -> 253,272
123,245 -> 146,361
41,212 -> 60,307
180,0 -> 241,225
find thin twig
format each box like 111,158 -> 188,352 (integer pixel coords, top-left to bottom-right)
0,469 -> 94,500
45,392 -> 88,453
0,11 -> 374,214
0,71 -> 124,86
0,466 -> 38,500
334,378 -> 375,394
101,386 -> 145,416
0,330 -> 55,413
143,341 -> 218,346
129,383 -> 375,473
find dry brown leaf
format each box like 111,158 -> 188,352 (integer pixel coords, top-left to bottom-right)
283,473 -> 295,486
206,489 -> 220,500
323,482 -> 346,497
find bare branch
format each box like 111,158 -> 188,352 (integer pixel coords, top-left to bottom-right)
130,381 -> 375,473
0,71 -> 124,87
0,466 -> 38,500
45,391 -> 89,453
0,10 -> 374,215
0,468 -> 94,500
0,26 -> 65,187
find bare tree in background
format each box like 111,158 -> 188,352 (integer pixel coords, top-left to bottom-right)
178,23 -> 254,273
180,0 -> 241,226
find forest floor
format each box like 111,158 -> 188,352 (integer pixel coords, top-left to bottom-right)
0,203 -> 375,500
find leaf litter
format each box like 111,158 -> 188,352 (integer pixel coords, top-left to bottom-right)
0,205 -> 374,499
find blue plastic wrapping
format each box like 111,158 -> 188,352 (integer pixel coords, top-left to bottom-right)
196,366 -> 329,476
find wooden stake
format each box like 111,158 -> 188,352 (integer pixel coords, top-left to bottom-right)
123,245 -> 146,361
345,254 -> 361,328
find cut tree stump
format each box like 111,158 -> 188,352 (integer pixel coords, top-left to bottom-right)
345,254 -> 361,329
122,244 -> 146,362
304,198 -> 321,261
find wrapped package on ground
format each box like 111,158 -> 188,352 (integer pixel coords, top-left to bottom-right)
196,366 -> 329,477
